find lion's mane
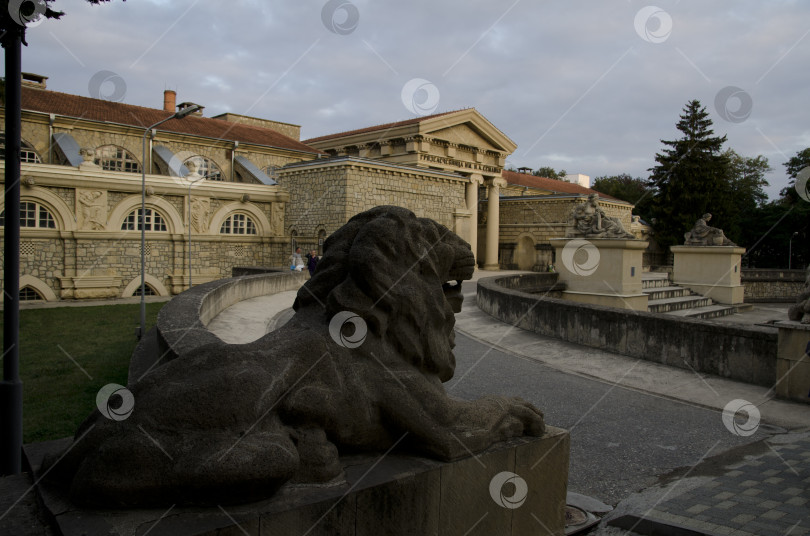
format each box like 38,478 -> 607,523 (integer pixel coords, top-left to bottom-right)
294,206 -> 465,381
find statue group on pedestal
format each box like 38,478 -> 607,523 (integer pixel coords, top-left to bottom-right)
566,194 -> 636,239
684,213 -> 736,246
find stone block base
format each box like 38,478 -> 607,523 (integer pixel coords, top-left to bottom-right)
775,321 -> 810,404
29,428 -> 570,536
562,290 -> 648,311
671,246 -> 746,305
550,238 -> 648,297
58,275 -> 121,299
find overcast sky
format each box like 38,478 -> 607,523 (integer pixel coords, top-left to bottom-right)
12,0 -> 810,199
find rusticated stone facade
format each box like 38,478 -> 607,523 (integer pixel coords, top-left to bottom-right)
480,195 -> 637,271
1,163 -> 288,300
280,157 -> 470,254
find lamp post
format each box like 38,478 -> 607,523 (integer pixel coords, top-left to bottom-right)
1,13 -> 23,476
139,105 -> 201,339
186,165 -> 205,289
789,231 -> 799,270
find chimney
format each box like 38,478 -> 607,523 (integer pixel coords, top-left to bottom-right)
22,72 -> 47,89
163,90 -> 176,112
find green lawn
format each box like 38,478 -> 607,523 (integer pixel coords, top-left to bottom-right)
0,302 -> 164,443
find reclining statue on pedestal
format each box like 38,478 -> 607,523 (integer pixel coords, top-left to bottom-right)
788,266 -> 810,324
48,206 -> 545,507
566,193 -> 635,239
684,213 -> 736,246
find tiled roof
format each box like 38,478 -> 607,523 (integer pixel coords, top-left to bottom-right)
502,170 -> 623,202
303,109 -> 470,144
15,87 -> 322,155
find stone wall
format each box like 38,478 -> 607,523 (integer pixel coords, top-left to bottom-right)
481,195 -> 637,270
478,274 -> 777,386
281,156 -> 469,246
151,271 -> 308,366
1,163 -> 289,300
742,269 -> 807,302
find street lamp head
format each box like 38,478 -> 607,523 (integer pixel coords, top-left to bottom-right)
793,232 -> 800,238
174,104 -> 202,119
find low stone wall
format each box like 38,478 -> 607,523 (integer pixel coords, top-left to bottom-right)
231,266 -> 285,277
155,271 -> 307,361
477,275 -> 777,386
491,272 -> 565,297
742,269 -> 806,302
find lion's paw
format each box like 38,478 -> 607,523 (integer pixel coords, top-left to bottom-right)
504,396 -> 545,437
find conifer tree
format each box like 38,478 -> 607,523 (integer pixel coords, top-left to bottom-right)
647,100 -> 732,247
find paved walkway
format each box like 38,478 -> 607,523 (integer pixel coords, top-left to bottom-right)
596,431 -> 810,535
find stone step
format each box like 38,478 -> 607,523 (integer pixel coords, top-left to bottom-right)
647,295 -> 712,313
664,304 -> 738,320
642,286 -> 693,300
641,273 -> 671,289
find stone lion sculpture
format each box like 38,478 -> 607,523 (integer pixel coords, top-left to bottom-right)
788,266 -> 810,324
50,206 -> 544,507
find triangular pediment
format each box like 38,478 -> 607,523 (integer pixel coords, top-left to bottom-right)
419,109 -> 517,154
426,124 -> 501,152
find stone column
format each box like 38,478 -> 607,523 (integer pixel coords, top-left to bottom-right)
484,177 -> 504,270
466,174 -> 484,263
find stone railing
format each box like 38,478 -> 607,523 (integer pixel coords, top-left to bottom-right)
155,271 -> 308,361
742,269 -> 806,302
477,275 -> 777,386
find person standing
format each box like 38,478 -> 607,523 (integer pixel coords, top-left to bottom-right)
307,249 -> 319,277
290,247 -> 304,271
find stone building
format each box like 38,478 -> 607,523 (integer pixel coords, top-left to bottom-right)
490,170 -> 645,270
0,74 -> 321,300
1,75 -> 647,301
302,108 -> 518,268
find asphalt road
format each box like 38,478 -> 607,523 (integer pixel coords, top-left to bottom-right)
446,330 -> 779,506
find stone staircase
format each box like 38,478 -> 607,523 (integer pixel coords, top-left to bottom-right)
642,272 -> 741,320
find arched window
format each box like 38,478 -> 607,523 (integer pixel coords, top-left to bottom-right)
0,136 -> 41,163
94,145 -> 141,173
318,229 -> 326,255
133,284 -> 157,296
220,213 -> 257,235
0,201 -> 56,228
121,208 -> 167,232
184,156 -> 222,181
19,286 -> 44,301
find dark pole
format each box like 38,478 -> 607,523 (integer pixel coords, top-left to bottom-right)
1,17 -> 24,476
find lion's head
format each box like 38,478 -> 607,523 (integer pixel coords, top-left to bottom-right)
294,206 -> 475,382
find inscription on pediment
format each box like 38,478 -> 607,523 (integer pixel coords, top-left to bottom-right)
426,125 -> 500,153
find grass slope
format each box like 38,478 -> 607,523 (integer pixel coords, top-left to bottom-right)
1,302 -> 163,443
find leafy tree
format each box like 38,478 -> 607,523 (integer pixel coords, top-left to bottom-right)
739,148 -> 810,268
591,173 -> 654,222
647,100 -> 732,247
781,147 -> 810,201
742,197 -> 809,269
722,149 -> 770,243
532,166 -> 567,182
